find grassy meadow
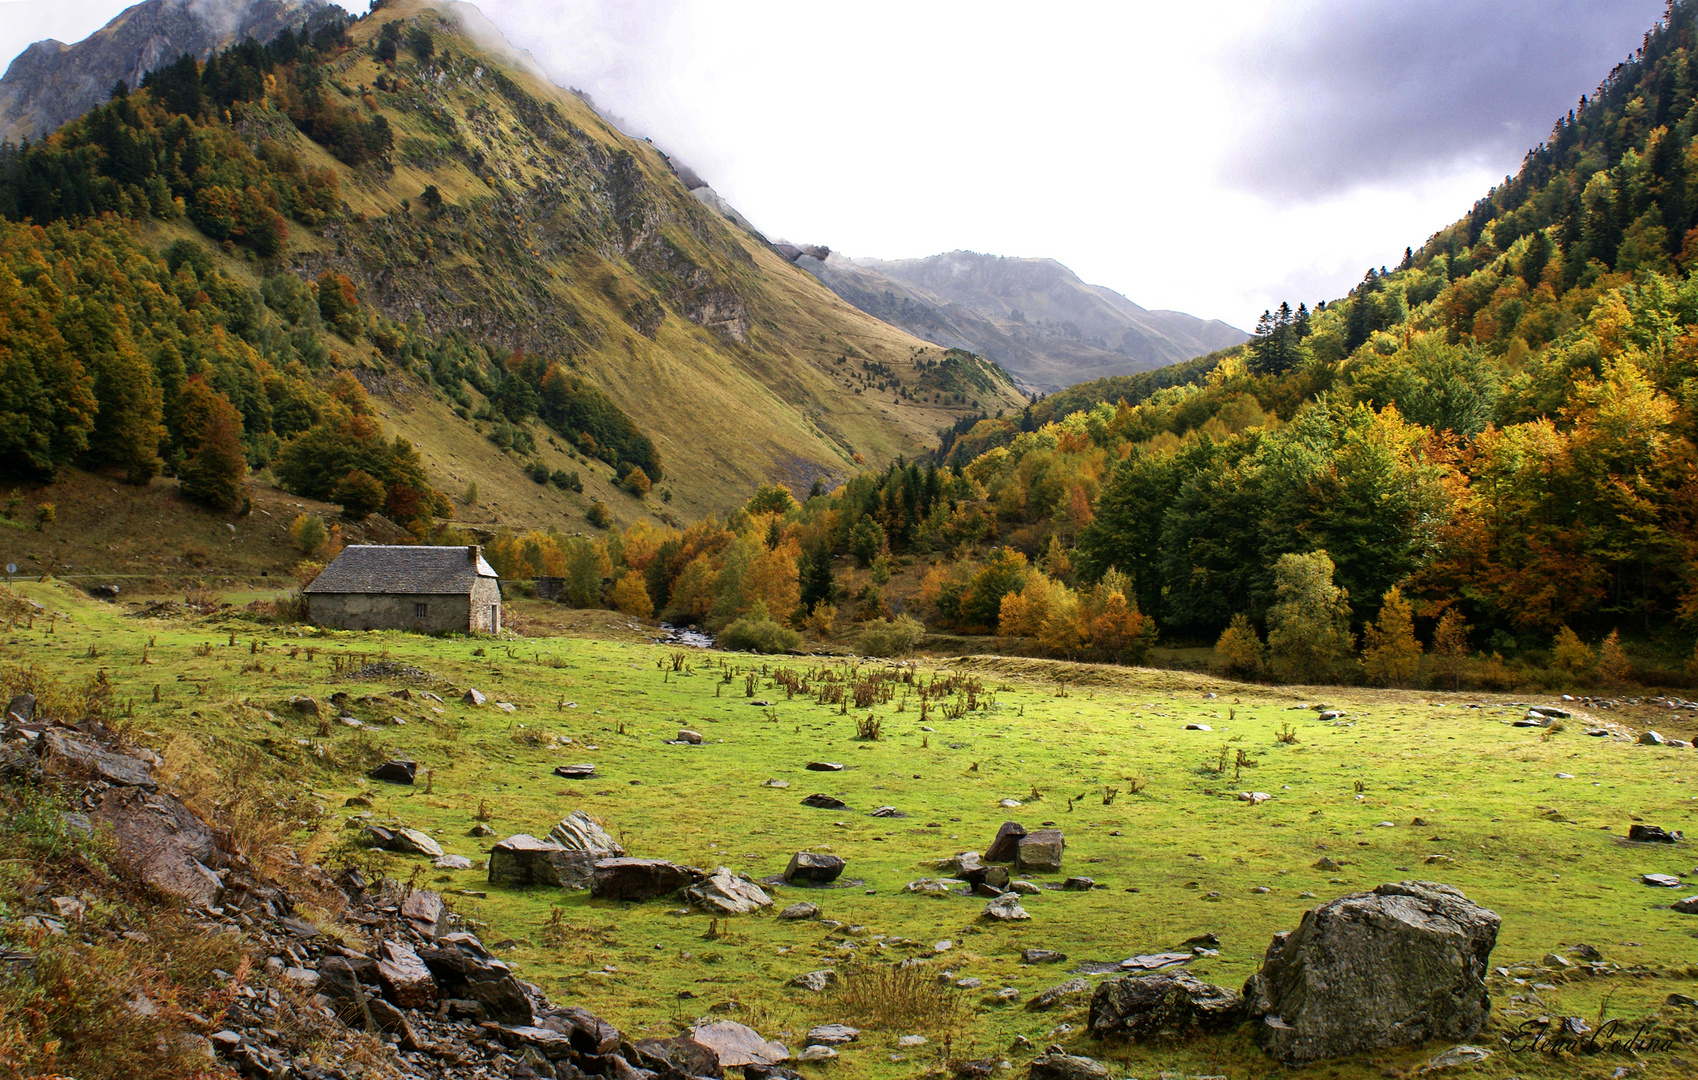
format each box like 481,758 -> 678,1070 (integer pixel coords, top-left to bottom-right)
5,580 -> 1698,1079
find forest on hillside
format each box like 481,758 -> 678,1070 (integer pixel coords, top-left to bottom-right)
0,14 -> 663,523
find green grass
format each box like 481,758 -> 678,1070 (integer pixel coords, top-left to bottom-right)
5,579 -> 1698,1078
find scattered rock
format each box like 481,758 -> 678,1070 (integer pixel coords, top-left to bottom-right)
785,851 -> 847,884
1023,949 -> 1067,964
999,798 -> 1023,808
388,827 -> 444,859
938,851 -> 988,881
548,810 -> 625,859
1640,730 -> 1666,745
805,762 -> 845,771
591,858 -> 704,901
401,890 -> 449,937
1672,896 -> 1698,914
289,695 -> 321,717
462,689 -> 487,706
1418,1045 -> 1492,1072
677,729 -> 704,744
1242,881 -> 1500,1063
1027,978 -> 1090,1010
1118,953 -> 1192,971
1017,829 -> 1064,874
778,902 -> 820,920
869,806 -> 906,817
790,970 -> 838,992
905,878 -> 963,896
686,867 -> 774,915
801,794 -> 847,809
434,855 -> 474,871
806,1024 -> 859,1045
1185,723 -> 1212,731
1239,792 -> 1271,804
469,823 -> 495,837
983,893 -> 1031,921
1010,880 -> 1041,895
1062,877 -> 1094,891
1642,873 -> 1682,887
632,1035 -> 724,1078
1628,824 -> 1683,843
689,1021 -> 791,1067
796,1045 -> 837,1062
553,763 -> 596,780
488,834 -> 596,888
1088,970 -> 1244,1041
1027,1050 -> 1111,1080
1313,857 -> 1341,871
762,779 -> 790,788
898,1034 -> 927,1047
369,759 -> 417,785
985,821 -> 1028,862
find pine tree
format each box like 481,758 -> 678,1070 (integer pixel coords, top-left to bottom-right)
798,543 -> 835,613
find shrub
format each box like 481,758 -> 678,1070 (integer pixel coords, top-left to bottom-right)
718,615 -> 802,654
858,614 -> 925,657
1214,613 -> 1264,680
1431,609 -> 1472,690
35,503 -> 55,531
528,461 -> 550,484
462,481 -> 478,505
1265,551 -> 1353,683
552,469 -> 582,492
623,466 -> 652,497
289,513 -> 327,555
832,963 -> 963,1032
587,501 -> 613,529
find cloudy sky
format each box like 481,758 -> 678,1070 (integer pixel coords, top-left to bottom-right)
0,0 -> 1670,328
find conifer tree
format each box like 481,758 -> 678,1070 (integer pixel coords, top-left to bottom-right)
1431,609 -> 1472,690
1361,586 -> 1422,686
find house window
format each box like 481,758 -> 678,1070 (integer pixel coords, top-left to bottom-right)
414,602 -> 429,618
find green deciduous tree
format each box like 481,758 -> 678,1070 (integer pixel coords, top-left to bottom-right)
1266,550 -> 1354,683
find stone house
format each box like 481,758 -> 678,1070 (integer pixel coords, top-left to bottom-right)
304,545 -> 502,633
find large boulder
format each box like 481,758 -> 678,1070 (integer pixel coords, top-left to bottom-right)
689,1021 -> 790,1067
1018,828 -> 1065,873
548,810 -> 625,857
633,1035 -> 724,1078
1089,970 -> 1244,1041
985,821 -> 1027,862
489,834 -> 597,889
91,786 -> 223,906
1242,881 -> 1500,1063
591,857 -> 704,901
686,867 -> 774,915
784,851 -> 846,884
417,932 -> 532,1025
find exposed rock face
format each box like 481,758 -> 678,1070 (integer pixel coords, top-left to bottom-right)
417,932 -> 532,1025
633,1035 -> 724,1077
39,729 -> 156,790
590,857 -> 704,901
1242,881 -> 1500,1063
376,940 -> 438,1010
784,851 -> 846,884
0,0 -> 329,142
685,867 -> 774,915
91,786 -> 223,906
1088,970 -> 1244,1041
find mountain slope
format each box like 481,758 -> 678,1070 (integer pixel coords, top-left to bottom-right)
0,0 -> 329,142
792,248 -> 1246,392
0,0 -> 1023,541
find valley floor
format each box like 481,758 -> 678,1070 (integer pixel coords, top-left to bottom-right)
3,580 -> 1698,1079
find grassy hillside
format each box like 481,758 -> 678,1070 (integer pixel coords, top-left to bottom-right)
4,579 -> 1696,1079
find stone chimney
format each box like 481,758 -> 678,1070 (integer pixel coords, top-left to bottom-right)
467,544 -> 480,562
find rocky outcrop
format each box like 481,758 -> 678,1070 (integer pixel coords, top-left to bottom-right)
1242,881 -> 1500,1063
1089,970 -> 1244,1041
91,786 -> 224,906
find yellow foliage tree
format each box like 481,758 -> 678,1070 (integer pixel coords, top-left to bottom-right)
1551,624 -> 1593,675
1595,629 -> 1631,687
1361,586 -> 1423,686
1431,608 -> 1472,690
609,571 -> 653,618
1215,614 -> 1264,680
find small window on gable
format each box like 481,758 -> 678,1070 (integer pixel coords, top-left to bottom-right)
414,602 -> 428,618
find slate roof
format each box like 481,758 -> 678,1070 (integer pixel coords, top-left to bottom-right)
304,545 -> 499,595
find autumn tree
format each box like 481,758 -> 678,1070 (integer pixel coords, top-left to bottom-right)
290,513 -> 327,555
332,469 -> 387,520
1595,630 -> 1631,687
1215,614 -> 1264,680
176,377 -> 249,510
1431,609 -> 1472,690
1361,586 -> 1422,686
1266,550 -> 1354,683
610,570 -> 653,618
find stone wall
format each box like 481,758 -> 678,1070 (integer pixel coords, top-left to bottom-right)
470,578 -> 502,633
308,593 -> 473,633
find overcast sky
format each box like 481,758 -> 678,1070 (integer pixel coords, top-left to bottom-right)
0,0 -> 1670,328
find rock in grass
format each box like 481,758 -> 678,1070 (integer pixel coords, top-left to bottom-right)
631,1035 -> 723,1078
1640,730 -> 1667,745
434,854 -> 474,871
906,878 -> 964,895
796,1045 -> 837,1061
984,893 -> 1031,921
1419,1045 -> 1492,1071
591,858 -> 704,901
1628,824 -> 1683,843
1010,880 -> 1041,895
784,851 -> 846,884
1185,723 -> 1212,731
1028,1050 -> 1111,1080
689,1020 -> 791,1067
937,851 -> 987,882
1088,970 -> 1243,1041
1022,948 -> 1067,964
985,821 -> 1027,862
790,970 -> 837,991
389,827 -> 444,858
801,793 -> 847,809
1027,977 -> 1090,1010
548,810 -> 625,858
1243,881 -> 1500,1063
553,763 -> 596,779
677,729 -> 704,744
1642,873 -> 1682,887
805,761 -> 845,771
1062,876 -> 1094,891
685,867 -> 774,915
1673,896 -> 1698,914
462,688 -> 487,706
1017,829 -> 1064,874
805,1024 -> 859,1045
369,759 -> 417,784
778,901 -> 820,919
288,695 -> 321,717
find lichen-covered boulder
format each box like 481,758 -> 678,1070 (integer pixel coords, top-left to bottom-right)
1242,881 -> 1500,1063
1088,970 -> 1243,1041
